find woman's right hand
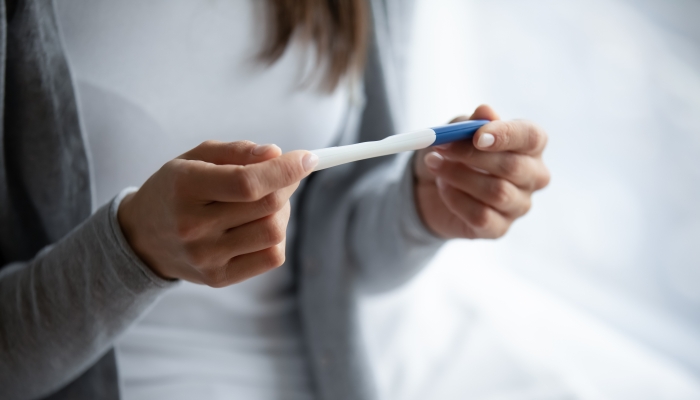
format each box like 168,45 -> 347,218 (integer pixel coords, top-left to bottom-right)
117,140 -> 318,287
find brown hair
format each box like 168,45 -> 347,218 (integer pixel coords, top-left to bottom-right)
260,0 -> 370,91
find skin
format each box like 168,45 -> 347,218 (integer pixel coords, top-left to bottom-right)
414,104 -> 551,239
118,140 -> 318,287
118,104 -> 549,286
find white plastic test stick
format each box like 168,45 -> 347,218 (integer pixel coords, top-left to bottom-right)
309,120 -> 489,171
310,129 -> 436,171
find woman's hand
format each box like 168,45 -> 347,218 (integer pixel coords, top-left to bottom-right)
118,140 -> 318,287
414,105 -> 550,239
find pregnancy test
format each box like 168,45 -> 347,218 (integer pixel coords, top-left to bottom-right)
310,120 -> 489,171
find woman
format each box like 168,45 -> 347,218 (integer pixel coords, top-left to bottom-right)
0,0 -> 550,399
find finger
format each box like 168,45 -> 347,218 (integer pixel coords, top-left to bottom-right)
175,186 -> 297,241
426,153 -> 531,217
414,148 -> 437,181
180,140 -> 282,165
430,104 -> 501,155
193,240 -> 286,287
473,120 -> 548,155
178,150 -> 317,202
418,106 -> 501,181
435,179 -> 512,239
212,202 -> 291,262
469,104 -> 501,121
204,185 -> 297,230
205,241 -> 287,288
222,241 -> 287,286
446,105 -> 501,125
434,142 -> 551,190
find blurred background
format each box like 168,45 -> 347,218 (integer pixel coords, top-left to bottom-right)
359,0 -> 700,399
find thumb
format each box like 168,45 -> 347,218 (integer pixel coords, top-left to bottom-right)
448,105 -> 501,124
179,140 -> 282,166
469,104 -> 500,121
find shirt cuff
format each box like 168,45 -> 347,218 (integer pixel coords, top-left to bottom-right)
108,187 -> 177,288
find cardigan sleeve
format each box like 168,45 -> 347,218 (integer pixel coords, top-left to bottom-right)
347,151 -> 445,293
345,0 -> 446,293
296,0 -> 445,295
0,189 -> 177,400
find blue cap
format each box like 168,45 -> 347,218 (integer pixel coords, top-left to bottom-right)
431,120 -> 489,146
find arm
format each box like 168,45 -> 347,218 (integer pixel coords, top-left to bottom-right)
297,8 -> 444,293
298,4 -> 550,295
0,3 -> 175,397
414,106 -> 551,240
0,191 -> 176,400
331,108 -> 550,294
348,152 -> 444,293
0,141 -> 318,399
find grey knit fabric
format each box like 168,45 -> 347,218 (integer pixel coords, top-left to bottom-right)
0,1 -> 444,399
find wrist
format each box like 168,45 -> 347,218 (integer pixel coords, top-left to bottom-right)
117,192 -> 142,259
117,191 -> 173,280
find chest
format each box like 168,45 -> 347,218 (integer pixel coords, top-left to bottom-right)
56,0 -> 350,207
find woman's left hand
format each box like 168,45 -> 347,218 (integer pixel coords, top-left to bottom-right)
414,104 -> 551,239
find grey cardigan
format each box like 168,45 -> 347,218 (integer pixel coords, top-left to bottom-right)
0,1 -> 444,399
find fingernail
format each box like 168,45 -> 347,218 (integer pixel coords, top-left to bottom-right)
434,143 -> 452,151
436,178 -> 446,189
302,153 -> 319,172
477,133 -> 495,148
252,144 -> 277,156
469,166 -> 490,175
424,152 -> 444,170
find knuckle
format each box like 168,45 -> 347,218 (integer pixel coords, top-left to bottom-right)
230,140 -> 255,155
495,223 -> 511,238
174,217 -> 200,241
163,159 -> 180,172
183,243 -> 208,268
170,162 -> 192,193
263,216 -> 286,245
259,191 -> 285,214
500,155 -> 524,178
200,267 -> 225,288
457,224 -> 478,240
280,160 -> 301,184
481,223 -> 508,239
235,140 -> 255,149
199,139 -> 220,149
267,245 -> 286,268
207,281 -> 227,289
487,230 -> 504,240
499,122 -> 515,148
234,169 -> 262,201
537,167 -> 552,190
489,180 -> 511,207
527,124 -> 546,152
470,206 -> 491,229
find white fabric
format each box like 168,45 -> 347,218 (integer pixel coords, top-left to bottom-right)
362,0 -> 700,399
56,1 -> 349,399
